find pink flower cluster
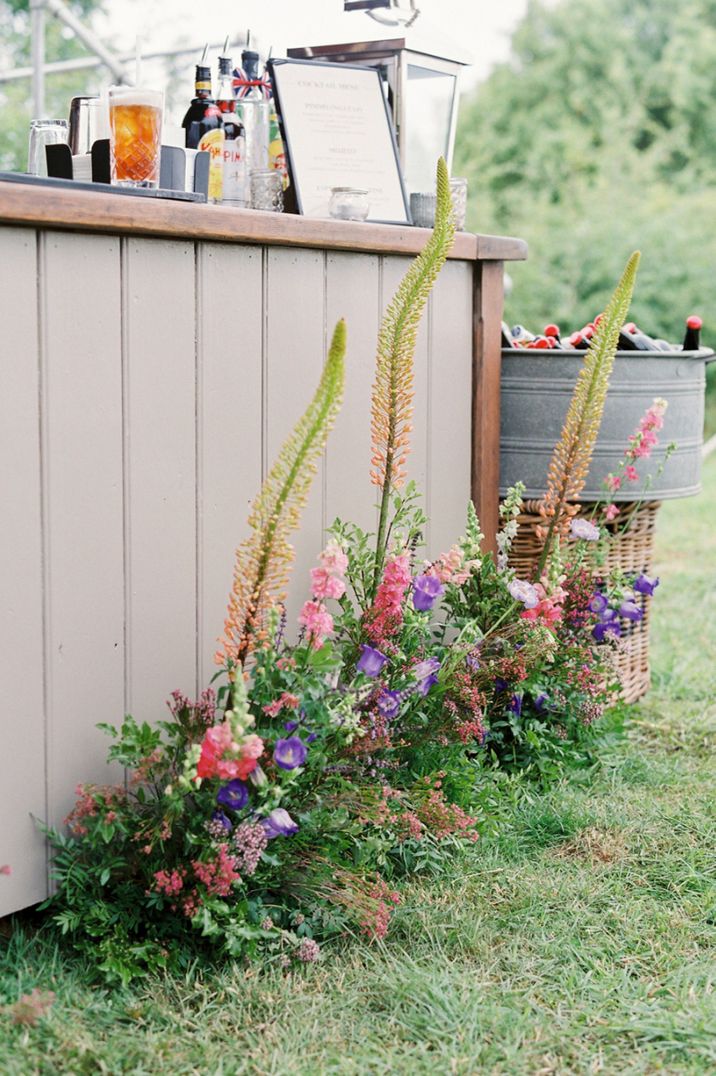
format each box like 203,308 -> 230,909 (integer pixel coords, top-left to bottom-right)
365,551 -> 412,645
154,868 -> 185,897
298,541 -> 348,649
362,876 -> 401,940
196,721 -> 264,781
606,397 -> 668,495
520,582 -> 564,626
262,691 -> 300,717
428,545 -> 477,587
192,843 -> 242,897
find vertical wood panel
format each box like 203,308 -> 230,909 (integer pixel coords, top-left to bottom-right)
381,255 -> 431,545
428,261 -> 474,557
472,261 -> 505,555
197,243 -> 263,684
265,248 -> 325,625
124,238 -> 196,720
42,232 -> 125,830
0,230 -> 47,913
325,251 -> 380,534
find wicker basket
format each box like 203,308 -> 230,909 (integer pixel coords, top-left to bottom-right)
506,500 -> 662,703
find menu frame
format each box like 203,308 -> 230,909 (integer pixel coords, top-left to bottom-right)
268,57 -> 411,225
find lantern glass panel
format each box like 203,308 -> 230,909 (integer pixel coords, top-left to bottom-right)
404,64 -> 457,192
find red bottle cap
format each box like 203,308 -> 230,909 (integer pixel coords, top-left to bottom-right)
594,313 -> 604,326
686,315 -> 703,330
544,323 -> 560,337
582,325 -> 594,339
625,322 -> 637,333
533,337 -> 551,348
569,332 -> 584,347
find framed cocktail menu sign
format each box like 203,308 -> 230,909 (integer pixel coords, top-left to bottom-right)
268,58 -> 411,224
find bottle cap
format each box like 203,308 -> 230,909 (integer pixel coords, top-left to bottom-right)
544,323 -> 560,337
686,315 -> 703,330
625,322 -> 637,333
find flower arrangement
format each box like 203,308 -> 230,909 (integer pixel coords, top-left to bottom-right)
42,162 -> 665,982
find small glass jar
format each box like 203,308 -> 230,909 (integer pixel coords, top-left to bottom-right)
409,192 -> 436,229
449,177 -> 468,230
328,187 -> 370,222
27,119 -> 68,177
250,169 -> 283,212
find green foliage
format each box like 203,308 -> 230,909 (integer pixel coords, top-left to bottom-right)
454,0 -> 716,432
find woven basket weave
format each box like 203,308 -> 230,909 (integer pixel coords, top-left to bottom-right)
506,500 -> 662,704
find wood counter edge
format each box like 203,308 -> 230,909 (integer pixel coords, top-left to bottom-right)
0,182 -> 528,262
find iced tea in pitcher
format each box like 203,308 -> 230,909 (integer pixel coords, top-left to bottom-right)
109,87 -> 163,188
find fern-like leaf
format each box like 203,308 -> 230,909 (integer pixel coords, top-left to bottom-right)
537,252 -> 640,570
218,319 -> 347,666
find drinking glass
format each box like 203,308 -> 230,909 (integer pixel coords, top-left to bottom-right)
250,169 -> 283,212
28,119 -> 68,177
108,86 -> 163,189
449,177 -> 468,230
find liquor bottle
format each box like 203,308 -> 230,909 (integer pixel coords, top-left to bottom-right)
544,323 -> 564,347
501,321 -> 515,347
183,50 -> 224,203
217,47 -> 247,207
511,324 -> 535,343
682,314 -> 702,351
266,60 -> 289,189
618,322 -> 657,351
235,43 -> 270,177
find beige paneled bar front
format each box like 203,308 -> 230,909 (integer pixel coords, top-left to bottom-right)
0,184 -> 526,915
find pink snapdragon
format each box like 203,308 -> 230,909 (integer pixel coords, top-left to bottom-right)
310,567 -> 346,600
604,504 -> 620,521
298,541 -> 348,647
196,720 -> 264,781
605,397 -> 668,492
428,545 -> 478,587
365,551 -> 412,645
298,599 -> 334,647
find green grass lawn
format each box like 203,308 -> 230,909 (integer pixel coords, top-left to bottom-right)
2,459 -> 715,1076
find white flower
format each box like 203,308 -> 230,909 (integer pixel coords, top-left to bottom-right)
570,518 -> 600,542
507,578 -> 539,608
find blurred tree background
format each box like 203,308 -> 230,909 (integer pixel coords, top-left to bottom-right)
0,0 -> 107,170
454,0 -> 716,434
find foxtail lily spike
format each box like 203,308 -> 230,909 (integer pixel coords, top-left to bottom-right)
219,320 -> 347,666
537,252 -> 641,573
370,157 -> 456,592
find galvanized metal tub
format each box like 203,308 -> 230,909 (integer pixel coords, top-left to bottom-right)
499,348 -> 715,500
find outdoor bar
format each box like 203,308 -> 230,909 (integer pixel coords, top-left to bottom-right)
0,180 -> 526,917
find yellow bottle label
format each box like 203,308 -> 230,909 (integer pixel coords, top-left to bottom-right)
198,128 -> 225,203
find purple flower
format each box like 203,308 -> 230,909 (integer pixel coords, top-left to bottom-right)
306,732 -> 318,744
619,600 -> 643,622
534,692 -> 549,712
284,720 -> 299,732
507,578 -> 539,608
413,574 -> 444,612
588,592 -> 609,615
494,677 -> 509,693
593,620 -> 621,642
261,807 -> 299,839
570,518 -> 600,541
357,645 -> 388,678
273,737 -> 308,771
216,780 -> 249,811
211,810 -> 232,833
509,694 -> 523,716
411,657 -> 441,697
377,690 -> 401,719
633,573 -> 659,596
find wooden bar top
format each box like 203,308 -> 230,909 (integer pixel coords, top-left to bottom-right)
0,180 -> 528,262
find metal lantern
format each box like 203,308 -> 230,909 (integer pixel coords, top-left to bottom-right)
287,33 -> 469,194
